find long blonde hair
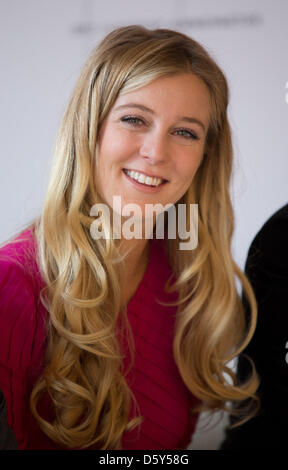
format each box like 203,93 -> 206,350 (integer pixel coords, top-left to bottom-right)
19,25 -> 259,448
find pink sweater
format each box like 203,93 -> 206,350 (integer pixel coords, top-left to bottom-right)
0,228 -> 200,450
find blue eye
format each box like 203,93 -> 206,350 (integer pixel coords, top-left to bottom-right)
120,116 -> 144,125
175,129 -> 199,140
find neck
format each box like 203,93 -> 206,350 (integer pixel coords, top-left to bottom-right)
116,214 -> 153,276
118,237 -> 150,277
117,237 -> 150,308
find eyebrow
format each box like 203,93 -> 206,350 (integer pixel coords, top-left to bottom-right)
114,103 -> 207,132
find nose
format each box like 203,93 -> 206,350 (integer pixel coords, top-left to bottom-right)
139,129 -> 168,164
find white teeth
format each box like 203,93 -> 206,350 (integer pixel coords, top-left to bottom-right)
125,169 -> 164,187
138,174 -> 145,184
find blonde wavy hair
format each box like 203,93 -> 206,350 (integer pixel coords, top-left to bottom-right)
14,25 -> 259,448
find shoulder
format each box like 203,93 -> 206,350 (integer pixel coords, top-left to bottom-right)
0,227 -> 42,284
246,203 -> 288,276
255,203 -> 288,245
0,228 -> 46,371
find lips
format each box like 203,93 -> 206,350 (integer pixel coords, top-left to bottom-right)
122,168 -> 168,192
122,169 -> 166,188
122,168 -> 168,182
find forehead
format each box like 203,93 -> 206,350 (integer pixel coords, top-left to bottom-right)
113,73 -> 211,125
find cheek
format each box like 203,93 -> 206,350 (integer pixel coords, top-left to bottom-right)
102,137 -> 135,167
178,155 -> 203,182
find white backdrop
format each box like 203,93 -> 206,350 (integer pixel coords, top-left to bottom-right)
0,0 -> 287,449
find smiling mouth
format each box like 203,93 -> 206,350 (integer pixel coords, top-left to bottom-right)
122,169 -> 168,187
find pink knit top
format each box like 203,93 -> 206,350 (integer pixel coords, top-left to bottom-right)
0,228 -> 200,450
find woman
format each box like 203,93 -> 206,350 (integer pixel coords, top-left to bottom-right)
0,25 -> 259,450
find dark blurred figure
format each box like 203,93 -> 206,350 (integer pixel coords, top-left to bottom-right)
0,388 -> 18,449
221,203 -> 288,449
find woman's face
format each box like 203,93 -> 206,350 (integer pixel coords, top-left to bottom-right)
94,73 -> 210,221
